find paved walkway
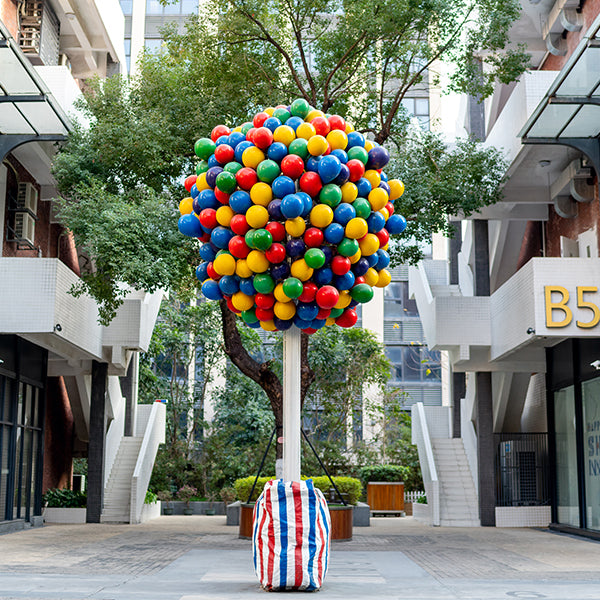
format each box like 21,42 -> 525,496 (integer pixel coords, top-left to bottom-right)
0,516 -> 599,599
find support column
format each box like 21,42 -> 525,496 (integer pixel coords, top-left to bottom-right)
452,372 -> 465,438
283,328 -> 301,481
120,352 -> 138,437
449,221 -> 461,286
87,361 -> 107,523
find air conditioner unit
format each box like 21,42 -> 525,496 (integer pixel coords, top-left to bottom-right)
14,212 -> 36,246
16,182 -> 38,214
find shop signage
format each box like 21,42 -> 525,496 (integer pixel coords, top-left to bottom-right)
588,419 -> 600,476
545,286 -> 600,329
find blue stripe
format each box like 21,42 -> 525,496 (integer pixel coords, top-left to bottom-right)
252,491 -> 263,572
306,479 -> 317,591
318,497 -> 330,575
277,480 -> 288,589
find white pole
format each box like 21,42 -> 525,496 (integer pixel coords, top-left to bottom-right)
282,328 -> 302,481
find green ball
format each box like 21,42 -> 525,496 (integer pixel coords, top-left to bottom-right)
347,146 -> 369,165
338,237 -> 360,257
329,307 -> 344,318
194,138 -> 216,160
273,107 -> 290,123
353,197 -> 371,219
319,184 -> 342,208
245,229 -> 256,249
304,248 -> 326,269
288,138 -> 308,159
242,308 -> 259,324
257,159 -> 281,183
215,171 -> 237,194
241,122 -> 253,134
290,98 -> 311,118
253,228 -> 273,251
282,277 -> 304,299
253,273 -> 275,294
215,249 -> 232,257
196,160 -> 209,175
351,283 -> 374,303
224,161 -> 243,175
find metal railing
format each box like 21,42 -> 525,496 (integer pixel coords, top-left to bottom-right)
494,433 -> 550,507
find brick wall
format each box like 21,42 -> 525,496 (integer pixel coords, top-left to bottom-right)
0,0 -> 18,39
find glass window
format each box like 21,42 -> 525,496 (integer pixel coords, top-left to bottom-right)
583,378 -> 600,531
146,0 -> 163,14
119,0 -> 133,14
181,0 -> 198,13
422,349 -> 441,380
403,346 -> 422,381
144,38 -> 163,51
164,0 -> 180,13
554,385 -> 579,527
385,346 -> 403,381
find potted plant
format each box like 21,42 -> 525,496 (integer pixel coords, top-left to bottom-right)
157,490 -> 174,515
177,485 -> 197,515
204,491 -> 218,515
359,465 -> 408,514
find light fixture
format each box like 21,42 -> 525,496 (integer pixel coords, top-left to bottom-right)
54,323 -> 62,332
590,360 -> 600,370
538,160 -> 551,168
526,327 -> 535,335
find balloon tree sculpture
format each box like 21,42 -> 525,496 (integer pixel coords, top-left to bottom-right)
178,99 -> 407,480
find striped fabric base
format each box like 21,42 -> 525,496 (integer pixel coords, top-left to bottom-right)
252,479 -> 331,591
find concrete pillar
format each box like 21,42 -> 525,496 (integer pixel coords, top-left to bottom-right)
120,352 -> 138,437
87,361 -> 107,523
452,372 -> 465,438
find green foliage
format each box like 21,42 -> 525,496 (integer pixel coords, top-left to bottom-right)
177,484 -> 198,503
43,488 -> 87,508
359,465 -> 410,485
145,490 -> 158,504
72,458 -> 87,476
416,494 -> 428,504
156,490 -> 173,504
234,476 -> 275,503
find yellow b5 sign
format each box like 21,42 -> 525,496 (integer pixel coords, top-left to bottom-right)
545,286 -> 600,329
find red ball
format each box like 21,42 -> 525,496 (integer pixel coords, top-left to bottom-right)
255,293 -> 275,309
254,127 -> 274,150
281,154 -> 305,179
304,227 -> 324,247
226,297 -> 241,314
266,221 -> 286,242
211,124 -> 231,142
328,115 -> 346,131
316,285 -> 339,309
228,235 -> 250,258
265,243 -> 286,263
199,208 -> 217,229
236,167 -> 258,190
214,144 -> 235,164
304,327 -> 318,335
255,307 -> 274,321
376,228 -> 389,247
199,232 -> 211,243
311,116 -> 331,137
299,171 -> 323,197
336,308 -> 357,328
316,307 -> 331,319
230,214 -> 250,235
184,175 -> 197,192
299,282 -> 318,303
354,276 -> 366,285
245,127 -> 257,143
331,255 -> 351,275
214,189 -> 230,204
385,202 -> 394,215
253,112 -> 270,127
347,159 -> 365,182
206,262 -> 220,280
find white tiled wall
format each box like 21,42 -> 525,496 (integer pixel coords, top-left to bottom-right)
495,506 -> 551,527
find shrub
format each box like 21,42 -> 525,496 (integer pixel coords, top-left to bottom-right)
220,487 -> 236,505
234,476 -> 275,503
157,490 -> 172,505
43,488 -> 86,508
177,484 -> 197,505
359,465 -> 410,488
145,490 -> 158,504
416,494 -> 427,504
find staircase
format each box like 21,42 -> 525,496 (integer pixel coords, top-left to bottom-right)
431,438 -> 480,526
101,437 -> 143,523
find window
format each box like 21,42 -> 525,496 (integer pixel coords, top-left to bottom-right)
401,97 -> 429,130
120,0 -> 133,14
146,0 -> 198,14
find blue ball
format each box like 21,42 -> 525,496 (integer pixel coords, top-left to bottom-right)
268,199 -> 283,220
334,203 -> 356,226
210,226 -> 234,248
218,275 -> 240,295
366,145 -> 390,169
379,181 -> 390,194
229,190 -> 252,214
206,166 -> 223,188
246,320 -> 261,328
324,223 -> 345,244
263,117 -> 282,132
297,302 -> 319,321
332,163 -> 350,186
356,177 -> 372,197
352,257 -> 370,277
375,249 -> 390,270
314,267 -> 333,285
305,156 -> 320,172
234,141 -> 253,163
387,214 -> 407,234
178,214 -> 203,237
239,277 -> 256,295
347,131 -> 365,148
320,245 -> 334,264
273,317 -> 294,330
272,176 -> 296,198
271,262 -> 290,280
330,149 -> 348,164
286,238 -> 306,258
197,189 -> 219,210
297,192 -> 313,217
366,253 -> 379,268
215,135 -> 229,146
228,131 -> 246,149
310,318 -> 326,330
196,263 -> 209,282
335,271 -> 355,290
267,142 -> 288,162
199,243 -> 217,262
286,116 -> 304,131
190,183 -> 199,199
207,154 -> 220,168
281,194 -> 304,219
380,171 -> 388,182
367,211 -> 386,233
294,315 -> 313,330
317,155 -> 342,183
202,279 -> 223,300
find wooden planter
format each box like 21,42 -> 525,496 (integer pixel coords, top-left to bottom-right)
367,482 -> 404,513
239,503 -> 255,539
328,505 -> 353,541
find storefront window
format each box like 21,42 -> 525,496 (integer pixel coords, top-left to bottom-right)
554,385 -> 579,527
582,378 -> 600,531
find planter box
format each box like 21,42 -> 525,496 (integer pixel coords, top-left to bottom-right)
43,507 -> 86,524
329,505 -> 353,540
165,501 -> 226,515
141,502 -> 161,522
412,502 -> 431,524
239,503 -> 255,539
367,482 -> 404,513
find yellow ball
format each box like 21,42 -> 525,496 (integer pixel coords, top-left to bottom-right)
213,253 -> 236,276
296,122 -> 316,140
364,169 -> 381,189
382,242 -> 389,251
306,109 -> 325,122
359,233 -> 380,256
260,319 -> 277,331
242,146 -> 265,169
379,207 -> 390,220
364,267 -> 379,286
247,250 -> 269,273
375,268 -> 392,288
344,122 -> 354,134
285,216 -> 306,237
274,282 -> 291,303
326,317 -> 336,326
341,182 -> 358,203
310,204 -> 334,228
233,126 -> 243,133
264,107 -> 275,116
349,249 -> 362,264
235,259 -> 252,278
345,217 -> 368,239
250,182 -> 273,206
364,140 -> 375,152
274,301 -> 296,320
334,290 -> 352,309
246,205 -> 269,228
290,259 -> 314,281
196,172 -> 210,191
179,197 -> 194,215
326,130 -> 348,150
368,187 -> 389,211
307,135 -> 328,156
216,205 -> 234,227
273,125 -> 296,146
232,291 -> 255,312
388,179 -> 405,200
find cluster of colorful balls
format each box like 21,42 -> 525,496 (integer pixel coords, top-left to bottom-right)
178,98 -> 407,333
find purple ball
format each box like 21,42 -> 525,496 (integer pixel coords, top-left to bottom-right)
268,199 -> 284,220
206,166 -> 223,188
332,163 -> 350,186
271,262 -> 291,280
286,238 -> 306,258
320,245 -> 334,264
352,257 -> 370,277
366,145 -> 390,169
273,317 -> 294,330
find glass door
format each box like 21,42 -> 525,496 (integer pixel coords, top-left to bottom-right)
582,378 -> 600,531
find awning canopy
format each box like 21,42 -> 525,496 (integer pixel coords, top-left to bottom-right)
0,21 -> 70,160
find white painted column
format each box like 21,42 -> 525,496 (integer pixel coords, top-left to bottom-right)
129,0 -> 146,78
282,328 -> 301,481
